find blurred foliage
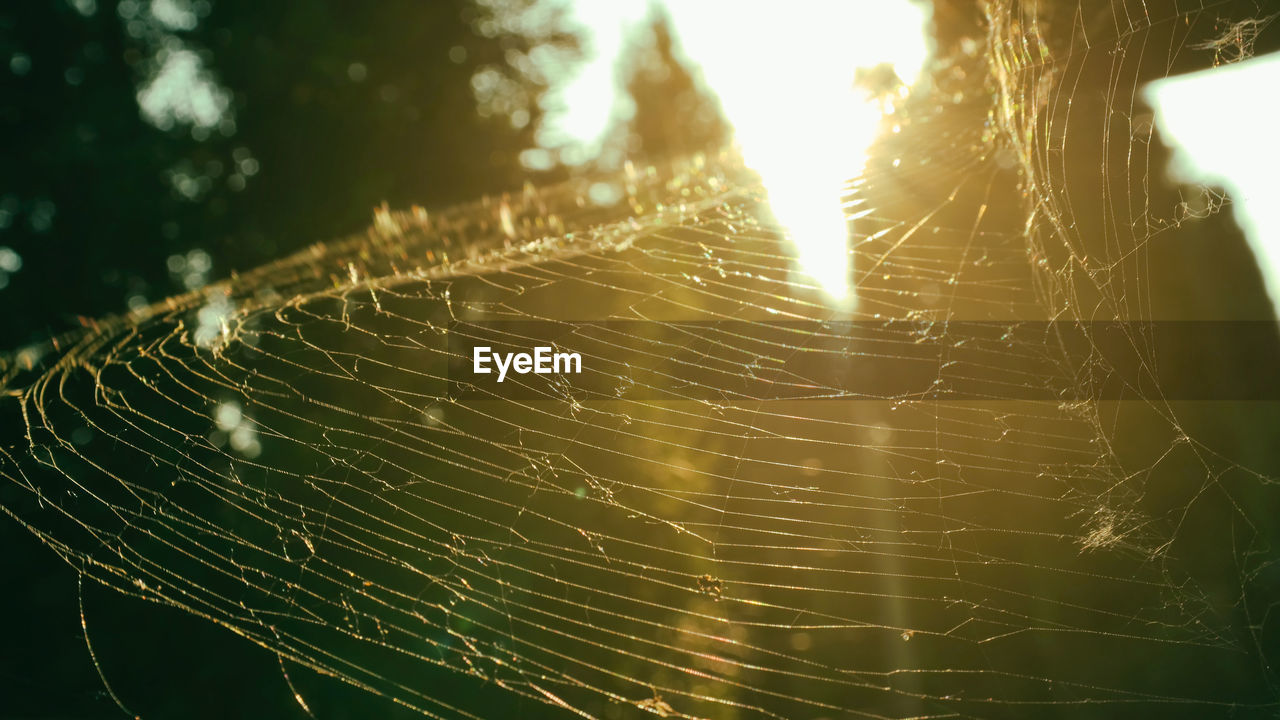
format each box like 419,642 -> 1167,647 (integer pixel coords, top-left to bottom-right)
0,0 -> 545,347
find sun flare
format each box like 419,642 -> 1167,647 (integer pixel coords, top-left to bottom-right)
490,0 -> 934,303
662,1 -> 933,301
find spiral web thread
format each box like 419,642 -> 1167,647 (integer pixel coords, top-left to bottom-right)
3,1 -> 1280,718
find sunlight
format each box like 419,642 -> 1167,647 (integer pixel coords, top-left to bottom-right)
662,1 -> 932,301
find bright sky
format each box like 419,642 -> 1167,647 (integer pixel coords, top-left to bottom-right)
1146,52 -> 1280,316
519,0 -> 934,303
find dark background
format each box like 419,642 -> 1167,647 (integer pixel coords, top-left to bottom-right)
0,0 -> 538,348
0,2 -> 722,717
0,2 -> 545,716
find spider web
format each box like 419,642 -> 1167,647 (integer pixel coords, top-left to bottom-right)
3,1 -> 1280,718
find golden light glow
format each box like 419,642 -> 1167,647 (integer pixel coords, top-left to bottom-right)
491,0 -> 933,302
663,1 -> 932,302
